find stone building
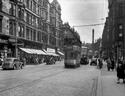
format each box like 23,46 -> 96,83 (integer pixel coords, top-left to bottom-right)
102,0 -> 125,60
0,0 -> 64,59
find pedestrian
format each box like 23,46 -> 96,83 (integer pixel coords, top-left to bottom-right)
107,58 -> 111,71
111,58 -> 115,71
98,58 -> 103,69
116,60 -> 125,83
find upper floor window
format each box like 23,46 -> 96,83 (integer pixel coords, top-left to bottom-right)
18,6 -> 24,20
9,3 -> 16,16
26,0 -> 29,9
119,3 -> 124,17
9,20 -> 16,36
18,23 -> 25,38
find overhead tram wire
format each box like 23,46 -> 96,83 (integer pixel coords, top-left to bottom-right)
73,23 -> 105,27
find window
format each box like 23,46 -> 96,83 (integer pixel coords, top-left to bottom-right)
18,6 -> 24,20
43,23 -> 47,32
26,27 -> 30,40
31,29 -> 33,40
18,23 -> 25,38
33,30 -> 36,41
42,33 -> 48,44
32,15 -> 36,26
37,31 -> 42,42
33,1 -> 36,13
9,20 -> 16,36
26,0 -> 29,9
30,0 -> 33,10
26,12 -> 29,24
9,3 -> 16,16
119,3 -> 124,17
29,14 -> 32,25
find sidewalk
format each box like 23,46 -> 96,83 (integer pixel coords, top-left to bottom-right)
97,70 -> 125,96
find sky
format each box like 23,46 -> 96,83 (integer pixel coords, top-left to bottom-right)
50,0 -> 109,43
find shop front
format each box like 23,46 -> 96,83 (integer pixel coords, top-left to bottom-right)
0,37 -> 9,58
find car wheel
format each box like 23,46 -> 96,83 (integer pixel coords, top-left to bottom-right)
2,68 -> 6,70
20,65 -> 23,69
13,65 -> 17,70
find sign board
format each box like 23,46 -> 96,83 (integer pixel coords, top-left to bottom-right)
9,38 -> 16,42
47,48 -> 55,53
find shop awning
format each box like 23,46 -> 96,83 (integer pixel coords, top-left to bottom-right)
19,48 -> 47,55
57,51 -> 64,56
43,49 -> 59,56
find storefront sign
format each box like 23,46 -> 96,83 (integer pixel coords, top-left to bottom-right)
47,48 -> 55,53
9,38 -> 16,42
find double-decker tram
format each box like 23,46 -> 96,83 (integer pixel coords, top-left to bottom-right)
64,37 -> 82,68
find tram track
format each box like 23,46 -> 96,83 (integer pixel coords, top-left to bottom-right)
0,68 -> 68,93
0,64 -> 64,81
90,76 -> 98,96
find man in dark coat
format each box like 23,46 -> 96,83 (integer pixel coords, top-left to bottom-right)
116,60 -> 125,83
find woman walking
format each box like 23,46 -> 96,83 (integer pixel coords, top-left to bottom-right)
116,60 -> 125,83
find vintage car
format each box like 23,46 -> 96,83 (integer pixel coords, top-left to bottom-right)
2,58 -> 24,70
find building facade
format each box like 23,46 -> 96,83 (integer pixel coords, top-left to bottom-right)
0,0 -> 64,59
102,0 -> 125,60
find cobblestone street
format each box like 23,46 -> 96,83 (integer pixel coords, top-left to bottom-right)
0,61 -> 99,96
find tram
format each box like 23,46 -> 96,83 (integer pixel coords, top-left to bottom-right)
64,37 -> 82,68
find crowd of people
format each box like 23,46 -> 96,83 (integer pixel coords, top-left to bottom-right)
95,57 -> 125,84
19,55 -> 62,65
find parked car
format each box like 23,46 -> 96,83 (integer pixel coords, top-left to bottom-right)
2,58 -> 24,70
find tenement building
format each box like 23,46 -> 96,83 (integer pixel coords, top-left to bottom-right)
0,0 -> 64,60
102,0 -> 125,60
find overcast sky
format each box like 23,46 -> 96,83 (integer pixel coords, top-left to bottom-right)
50,0 -> 108,43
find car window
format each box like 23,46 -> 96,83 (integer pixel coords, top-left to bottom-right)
14,59 -> 19,62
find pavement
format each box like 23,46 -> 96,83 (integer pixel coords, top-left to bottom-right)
97,67 -> 125,96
